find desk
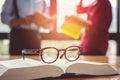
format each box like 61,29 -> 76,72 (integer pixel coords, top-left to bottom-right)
0,55 -> 120,80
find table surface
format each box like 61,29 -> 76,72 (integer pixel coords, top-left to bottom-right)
0,55 -> 120,80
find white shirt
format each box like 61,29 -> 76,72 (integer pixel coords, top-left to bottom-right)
1,0 -> 48,30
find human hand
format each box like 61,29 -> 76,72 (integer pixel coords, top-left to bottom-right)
24,12 -> 55,28
65,15 -> 92,28
32,12 -> 51,28
10,18 -> 28,27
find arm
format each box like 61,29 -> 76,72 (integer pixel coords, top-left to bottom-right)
23,0 -> 54,28
10,18 -> 31,27
77,0 -> 88,13
1,0 -> 15,26
25,12 -> 52,28
1,0 -> 31,27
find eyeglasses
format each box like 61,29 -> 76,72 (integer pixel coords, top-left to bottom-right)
22,46 -> 82,64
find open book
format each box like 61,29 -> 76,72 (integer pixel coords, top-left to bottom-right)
0,58 -> 119,80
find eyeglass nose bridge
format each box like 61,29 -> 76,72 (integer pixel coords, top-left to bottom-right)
57,49 -> 66,59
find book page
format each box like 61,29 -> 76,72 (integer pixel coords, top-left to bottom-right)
0,65 -> 8,76
41,59 -> 72,72
0,58 -> 41,68
66,60 -> 119,76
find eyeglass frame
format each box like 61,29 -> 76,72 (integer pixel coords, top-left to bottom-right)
22,46 -> 82,64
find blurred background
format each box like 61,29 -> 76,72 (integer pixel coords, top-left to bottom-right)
0,0 -> 118,57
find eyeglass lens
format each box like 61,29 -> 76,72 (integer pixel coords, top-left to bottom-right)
65,46 -> 80,61
41,48 -> 58,63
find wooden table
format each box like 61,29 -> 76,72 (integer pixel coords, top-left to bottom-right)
0,55 -> 120,80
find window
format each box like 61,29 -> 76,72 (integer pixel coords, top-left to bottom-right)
0,0 -> 119,55
0,0 -> 118,33
109,0 -> 117,33
57,0 -> 117,33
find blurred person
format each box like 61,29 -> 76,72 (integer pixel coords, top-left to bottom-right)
77,0 -> 112,55
1,0 -> 51,55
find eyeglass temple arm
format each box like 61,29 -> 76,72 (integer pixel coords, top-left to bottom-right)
22,53 -> 25,60
22,49 -> 41,60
